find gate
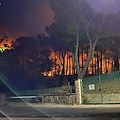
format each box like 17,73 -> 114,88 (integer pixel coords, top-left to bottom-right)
82,71 -> 120,104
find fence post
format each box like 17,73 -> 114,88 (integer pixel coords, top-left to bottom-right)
80,79 -> 83,103
99,75 -> 103,103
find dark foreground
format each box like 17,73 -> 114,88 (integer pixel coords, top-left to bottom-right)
1,102 -> 120,120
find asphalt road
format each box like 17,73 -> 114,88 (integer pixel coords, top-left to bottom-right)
0,102 -> 52,120
31,103 -> 120,120
1,102 -> 120,120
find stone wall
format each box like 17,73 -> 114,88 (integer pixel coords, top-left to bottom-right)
83,94 -> 101,103
83,93 -> 120,103
43,93 -> 75,105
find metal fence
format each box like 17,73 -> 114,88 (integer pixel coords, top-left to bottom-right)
82,71 -> 120,104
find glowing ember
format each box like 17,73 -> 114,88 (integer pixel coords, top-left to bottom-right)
48,72 -> 52,77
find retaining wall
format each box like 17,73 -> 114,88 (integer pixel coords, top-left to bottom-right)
83,93 -> 120,103
43,93 -> 75,105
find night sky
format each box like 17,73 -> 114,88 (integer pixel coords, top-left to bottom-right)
0,0 -> 54,39
0,0 -> 120,40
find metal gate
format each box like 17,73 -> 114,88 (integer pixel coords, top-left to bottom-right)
82,71 -> 120,104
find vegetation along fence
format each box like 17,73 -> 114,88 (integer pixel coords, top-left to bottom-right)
18,85 -> 73,96
82,70 -> 120,104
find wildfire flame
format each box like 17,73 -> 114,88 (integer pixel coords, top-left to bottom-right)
47,49 -> 116,76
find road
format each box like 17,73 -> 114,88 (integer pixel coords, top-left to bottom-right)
1,102 -> 120,120
0,102 -> 52,120
31,103 -> 120,120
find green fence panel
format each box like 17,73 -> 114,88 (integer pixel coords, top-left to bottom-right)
83,71 -> 120,104
100,71 -> 120,103
83,75 -> 102,104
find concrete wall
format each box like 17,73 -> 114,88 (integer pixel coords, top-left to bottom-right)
43,93 -> 75,105
75,79 -> 82,104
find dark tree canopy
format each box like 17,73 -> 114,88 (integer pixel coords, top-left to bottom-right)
48,0 -> 120,80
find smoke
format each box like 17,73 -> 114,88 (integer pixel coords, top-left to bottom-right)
0,0 -> 54,38
86,0 -> 120,14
